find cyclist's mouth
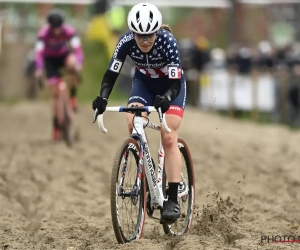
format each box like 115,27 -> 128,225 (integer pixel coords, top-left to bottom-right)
140,45 -> 151,51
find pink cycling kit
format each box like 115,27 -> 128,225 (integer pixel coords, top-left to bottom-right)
35,24 -> 84,84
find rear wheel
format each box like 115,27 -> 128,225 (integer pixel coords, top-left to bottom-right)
161,138 -> 195,235
110,137 -> 146,243
60,95 -> 72,147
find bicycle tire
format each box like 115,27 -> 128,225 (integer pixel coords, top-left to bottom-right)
60,95 -> 72,147
26,77 -> 38,100
161,138 -> 195,235
110,137 -> 146,244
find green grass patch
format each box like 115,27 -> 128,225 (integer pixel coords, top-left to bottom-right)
78,39 -> 127,104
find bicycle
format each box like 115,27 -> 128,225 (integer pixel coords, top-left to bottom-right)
56,78 -> 73,147
93,105 -> 195,243
36,76 -> 73,147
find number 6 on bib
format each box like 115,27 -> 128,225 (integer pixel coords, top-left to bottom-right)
168,65 -> 182,79
110,59 -> 123,73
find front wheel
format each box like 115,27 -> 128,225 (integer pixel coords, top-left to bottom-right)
162,138 -> 195,235
110,137 -> 146,244
60,93 -> 72,147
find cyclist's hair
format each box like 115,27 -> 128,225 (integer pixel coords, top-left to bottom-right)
160,24 -> 172,33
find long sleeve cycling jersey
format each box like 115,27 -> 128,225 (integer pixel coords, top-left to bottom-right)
35,24 -> 84,70
100,29 -> 184,100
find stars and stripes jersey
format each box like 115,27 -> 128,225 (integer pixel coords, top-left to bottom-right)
108,29 -> 184,79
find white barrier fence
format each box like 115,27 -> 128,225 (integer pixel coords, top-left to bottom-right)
200,69 -> 276,112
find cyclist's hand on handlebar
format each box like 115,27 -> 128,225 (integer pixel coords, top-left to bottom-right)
92,96 -> 107,114
154,95 -> 170,114
35,69 -> 43,79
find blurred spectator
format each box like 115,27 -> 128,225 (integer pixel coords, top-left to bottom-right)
178,36 -> 210,106
178,38 -> 198,106
105,5 -> 126,37
256,40 -> 274,72
23,48 -> 38,99
191,36 -> 210,72
210,48 -> 226,69
273,44 -> 293,71
93,0 -> 109,15
85,0 -> 116,57
236,41 -> 253,75
226,43 -> 239,70
287,55 -> 300,126
178,38 -> 195,72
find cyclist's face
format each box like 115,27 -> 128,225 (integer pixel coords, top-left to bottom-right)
134,33 -> 156,53
51,27 -> 62,36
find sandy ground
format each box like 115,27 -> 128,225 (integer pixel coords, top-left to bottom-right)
0,100 -> 300,250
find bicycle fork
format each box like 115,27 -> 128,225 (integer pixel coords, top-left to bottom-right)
118,148 -> 144,199
56,80 -> 73,126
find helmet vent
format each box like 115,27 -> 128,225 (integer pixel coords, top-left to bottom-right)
131,21 -> 138,32
136,11 -> 140,22
146,23 -> 151,32
151,21 -> 158,32
139,23 -> 144,32
149,11 -> 153,23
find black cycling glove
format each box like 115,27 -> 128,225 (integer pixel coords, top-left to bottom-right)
92,96 -> 107,114
154,95 -> 170,114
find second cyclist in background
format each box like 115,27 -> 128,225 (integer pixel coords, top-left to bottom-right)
34,9 -> 84,140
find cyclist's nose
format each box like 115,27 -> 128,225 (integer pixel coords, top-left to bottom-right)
142,40 -> 149,45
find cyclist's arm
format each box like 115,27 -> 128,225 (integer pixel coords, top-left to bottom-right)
34,39 -> 45,70
163,32 -> 182,102
99,33 -> 132,99
69,35 -> 84,65
164,78 -> 181,102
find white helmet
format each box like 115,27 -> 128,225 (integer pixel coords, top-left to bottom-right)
127,2 -> 162,34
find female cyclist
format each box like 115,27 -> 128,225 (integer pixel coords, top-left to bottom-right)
92,2 -> 186,222
35,9 -> 84,140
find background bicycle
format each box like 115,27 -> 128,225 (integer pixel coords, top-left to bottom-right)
35,74 -> 76,147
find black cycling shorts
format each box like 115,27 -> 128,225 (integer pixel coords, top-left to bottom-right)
127,69 -> 187,118
44,53 -> 69,79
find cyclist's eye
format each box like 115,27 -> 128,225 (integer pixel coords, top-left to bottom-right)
134,33 -> 155,39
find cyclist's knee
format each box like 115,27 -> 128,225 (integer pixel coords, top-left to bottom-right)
65,54 -> 81,73
162,132 -> 177,150
65,54 -> 77,67
161,114 -> 181,150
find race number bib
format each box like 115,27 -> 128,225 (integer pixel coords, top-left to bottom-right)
168,65 -> 181,79
110,59 -> 123,73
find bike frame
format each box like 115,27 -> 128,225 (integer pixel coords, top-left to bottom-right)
131,114 -> 166,209
94,106 -> 170,209
56,79 -> 73,124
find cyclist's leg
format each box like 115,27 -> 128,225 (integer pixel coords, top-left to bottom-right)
64,53 -> 81,111
160,79 -> 186,221
44,57 -> 65,140
127,75 -> 156,195
126,76 -> 154,135
47,78 -> 62,141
